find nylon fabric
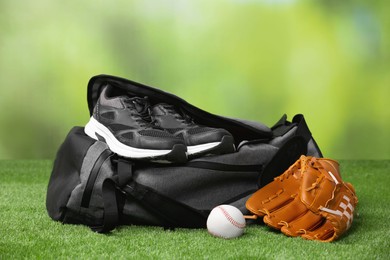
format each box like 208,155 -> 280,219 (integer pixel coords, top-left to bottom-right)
66,141 -> 114,226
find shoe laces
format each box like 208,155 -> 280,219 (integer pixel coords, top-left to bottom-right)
123,97 -> 159,128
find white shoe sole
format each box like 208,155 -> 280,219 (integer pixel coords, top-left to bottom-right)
85,117 -> 176,159
187,142 -> 221,155
186,135 -> 236,157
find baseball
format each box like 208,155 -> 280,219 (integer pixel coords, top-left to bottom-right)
207,205 -> 246,239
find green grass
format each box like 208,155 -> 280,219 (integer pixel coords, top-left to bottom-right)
0,160 -> 389,259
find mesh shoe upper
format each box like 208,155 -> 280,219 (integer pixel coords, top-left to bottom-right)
93,87 -> 184,150
151,103 -> 233,147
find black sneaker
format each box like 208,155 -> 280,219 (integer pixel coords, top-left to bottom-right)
84,86 -> 187,163
151,103 -> 235,157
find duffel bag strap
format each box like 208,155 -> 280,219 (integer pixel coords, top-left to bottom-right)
91,158 -> 134,233
90,178 -> 119,233
117,158 -> 133,186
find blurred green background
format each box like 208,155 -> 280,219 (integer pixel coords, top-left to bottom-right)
0,0 -> 389,160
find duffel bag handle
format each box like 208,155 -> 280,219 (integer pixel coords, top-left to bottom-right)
90,178 -> 119,233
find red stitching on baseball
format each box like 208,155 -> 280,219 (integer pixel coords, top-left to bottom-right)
218,206 -> 245,229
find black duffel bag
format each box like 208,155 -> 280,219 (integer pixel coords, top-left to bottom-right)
46,75 -> 322,233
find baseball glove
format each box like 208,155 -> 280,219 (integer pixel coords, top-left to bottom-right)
246,155 -> 357,242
